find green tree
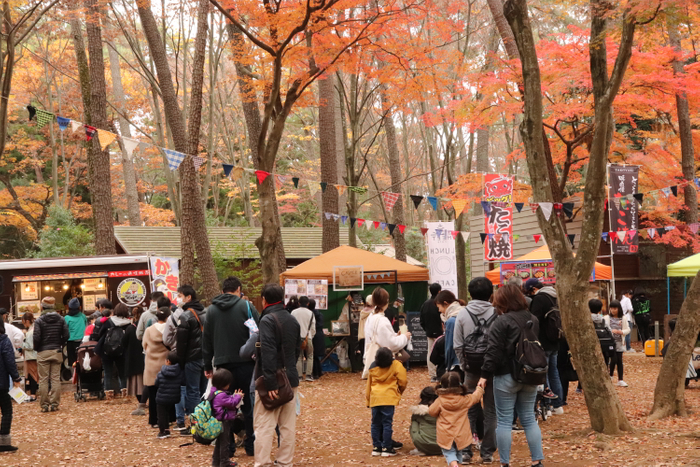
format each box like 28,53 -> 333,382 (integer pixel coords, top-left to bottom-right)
32,206 -> 94,258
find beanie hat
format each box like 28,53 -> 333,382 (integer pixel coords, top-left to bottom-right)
41,296 -> 56,310
68,298 -> 81,310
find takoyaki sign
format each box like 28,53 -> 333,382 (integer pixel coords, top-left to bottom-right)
117,278 -> 147,306
500,260 -> 594,285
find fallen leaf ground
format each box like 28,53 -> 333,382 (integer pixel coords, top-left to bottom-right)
4,345 -> 700,466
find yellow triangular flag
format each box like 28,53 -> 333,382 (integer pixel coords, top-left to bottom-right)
230,167 -> 245,181
336,185 -> 347,196
97,129 -> 117,151
452,199 -> 468,217
308,181 -> 319,197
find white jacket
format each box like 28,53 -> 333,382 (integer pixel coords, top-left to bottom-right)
364,312 -> 408,354
291,307 -> 316,339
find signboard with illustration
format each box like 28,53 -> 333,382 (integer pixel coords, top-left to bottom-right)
150,257 -> 179,304
500,260 -> 594,285
484,174 -> 513,261
284,279 -> 328,310
333,266 -> 364,291
117,278 -> 147,306
20,282 -> 39,300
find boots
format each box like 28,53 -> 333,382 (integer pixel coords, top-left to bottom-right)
105,390 -> 114,401
131,403 -> 147,416
121,388 -> 128,398
0,434 -> 18,452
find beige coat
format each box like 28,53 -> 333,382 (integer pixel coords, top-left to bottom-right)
428,386 -> 484,450
142,322 -> 168,386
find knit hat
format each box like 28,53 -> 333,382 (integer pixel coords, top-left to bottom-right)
41,296 -> 56,311
68,298 -> 81,310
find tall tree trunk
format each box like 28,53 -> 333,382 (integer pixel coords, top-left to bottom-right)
504,0 -> 635,434
84,0 -> 116,255
107,38 -> 142,226
381,92 -> 407,262
319,75 -> 339,252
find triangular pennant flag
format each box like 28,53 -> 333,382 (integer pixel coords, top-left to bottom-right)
450,231 -> 458,240
96,129 -> 117,150
341,215 -> 348,225
122,137 -> 141,160
35,109 -> 54,129
452,199 -> 468,217
461,231 -> 470,242
71,120 -> 82,133
56,116 -> 70,131
514,202 -> 524,213
410,195 -> 424,209
647,228 -> 656,239
336,185 -> 346,196
382,192 -> 400,211
255,170 -> 270,185
539,202 -> 553,221
320,182 -> 327,193
628,230 -> 636,240
616,230 -> 626,242
533,234 -> 542,244
388,224 -> 396,235
350,218 -> 356,227
420,228 -> 428,236
276,174 -> 287,186
331,214 -> 340,221
163,148 -> 186,171
379,222 -> 386,231
365,220 -> 372,231
348,186 -> 368,195
666,225 -> 676,231
27,105 -> 36,121
656,228 -> 665,237
530,203 -> 539,213
230,167 -> 244,181
427,196 -> 438,211
398,225 -> 406,234
84,125 -> 97,141
324,212 -> 332,220
620,199 -> 628,209
513,234 -> 520,241
695,178 -> 700,189
633,193 -> 644,205
222,164 -> 234,177
308,181 -> 319,197
373,221 -> 380,230
562,202 -> 574,219
480,201 -> 491,216
480,233 -> 487,244
292,177 -> 299,188
567,234 -> 575,247
554,203 -> 563,216
488,234 -> 495,240
357,219 -> 365,227
690,223 -> 700,234
494,233 -> 502,242
602,232 -> 609,242
671,185 -> 678,197
662,187 -> 671,197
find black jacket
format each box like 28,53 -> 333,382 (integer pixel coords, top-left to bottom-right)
529,288 -> 559,351
95,317 -> 131,360
177,300 -> 206,365
33,312 -> 69,352
258,304 -> 301,390
481,310 -> 539,379
420,296 -> 443,338
0,333 -> 20,391
312,309 -> 326,358
123,324 -> 145,378
429,334 -> 446,379
203,294 -> 259,371
155,363 -> 185,405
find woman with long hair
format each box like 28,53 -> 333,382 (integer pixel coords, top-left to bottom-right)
21,313 -> 38,402
362,287 -> 411,379
435,290 -> 463,376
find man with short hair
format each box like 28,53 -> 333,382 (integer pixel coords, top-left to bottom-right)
136,291 -> 164,341
176,286 -> 206,430
419,283 -> 442,383
33,296 -> 69,412
203,276 -> 259,457
255,284 -> 301,467
291,296 -> 315,382
620,290 -> 635,352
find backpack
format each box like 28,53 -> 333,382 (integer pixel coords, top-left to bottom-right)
542,296 -> 563,343
510,313 -> 548,386
190,391 -> 224,445
103,325 -> 126,357
462,311 -> 497,373
594,320 -> 615,356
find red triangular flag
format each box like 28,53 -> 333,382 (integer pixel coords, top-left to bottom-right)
85,125 -> 97,141
534,234 -> 542,244
628,230 -> 636,240
381,192 -> 400,211
357,219 -> 365,227
398,225 -> 406,234
420,228 -> 428,236
451,230 -> 459,239
255,170 -> 270,185
373,221 -> 380,229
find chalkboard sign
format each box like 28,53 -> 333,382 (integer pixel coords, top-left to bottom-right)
406,311 -> 428,363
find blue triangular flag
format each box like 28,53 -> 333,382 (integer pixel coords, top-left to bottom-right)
222,164 -> 233,177
56,116 -> 70,131
341,215 -> 348,225
481,201 -> 491,216
662,187 -> 671,197
427,196 -> 438,211
514,202 -> 524,213
695,178 -> 700,189
379,222 -> 386,231
163,148 -> 186,171
602,232 -> 608,242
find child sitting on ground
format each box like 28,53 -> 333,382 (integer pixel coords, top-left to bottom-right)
154,351 -> 184,439
409,385 -> 441,456
429,371 -> 484,467
366,347 -> 407,457
209,368 -> 244,467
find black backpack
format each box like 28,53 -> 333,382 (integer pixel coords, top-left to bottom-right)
103,325 -> 126,357
510,313 -> 548,385
594,320 -> 615,356
543,296 -> 563,343
462,311 -> 497,373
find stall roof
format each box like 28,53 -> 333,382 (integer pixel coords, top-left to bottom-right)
370,244 -> 424,266
0,255 -> 149,271
280,245 -> 430,283
485,245 -> 612,284
114,226 -> 355,260
667,253 -> 700,277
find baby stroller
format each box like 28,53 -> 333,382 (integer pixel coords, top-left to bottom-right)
74,341 -> 105,402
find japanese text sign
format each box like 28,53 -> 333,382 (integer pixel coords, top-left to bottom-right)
150,257 -> 180,304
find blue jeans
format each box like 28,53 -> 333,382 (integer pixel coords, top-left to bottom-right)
545,350 -> 563,409
175,386 -> 186,425
441,441 -> 463,464
493,373 -> 544,465
370,406 -> 395,450
625,331 -> 632,351
184,360 -> 206,415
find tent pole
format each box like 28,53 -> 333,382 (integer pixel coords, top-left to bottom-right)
667,276 -> 670,315
606,164 -> 617,299
684,276 -> 687,299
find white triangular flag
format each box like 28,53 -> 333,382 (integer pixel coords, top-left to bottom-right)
539,202 -> 553,221
71,120 -> 83,133
365,220 -> 372,231
121,137 -> 140,160
308,181 -> 318,197
616,230 -> 626,242
461,231 -> 470,242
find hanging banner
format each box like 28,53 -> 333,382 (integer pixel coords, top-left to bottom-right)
609,165 -> 639,254
150,256 -> 180,304
425,221 -> 458,295
483,174 -> 513,261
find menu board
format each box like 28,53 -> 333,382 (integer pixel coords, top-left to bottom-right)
20,282 -> 39,300
500,260 -> 595,285
406,311 -> 428,362
284,279 -> 328,310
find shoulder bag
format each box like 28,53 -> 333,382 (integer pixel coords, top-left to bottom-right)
361,315 -> 383,379
300,312 -> 314,351
254,313 -> 294,410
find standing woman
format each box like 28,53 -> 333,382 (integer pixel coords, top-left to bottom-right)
142,307 -> 171,428
96,303 -> 132,398
362,287 -> 411,379
479,284 -> 544,467
0,321 -> 21,452
124,306 -> 145,402
310,299 -> 326,380
21,313 -> 38,402
435,291 -> 463,377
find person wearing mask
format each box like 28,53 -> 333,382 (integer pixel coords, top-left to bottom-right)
435,291 -> 462,378
203,276 -> 259,458
254,284 -> 301,467
143,307 -> 172,428
0,320 -> 21,452
33,296 -> 69,412
21,313 -> 38,402
420,283 -> 443,383
176,288 -> 207,430
64,298 -> 87,368
620,290 -> 635,352
291,296 -> 316,382
96,303 -> 133,398
454,277 -> 497,464
362,287 -> 411,379
525,278 -> 564,415
479,284 -> 545,467
310,299 -> 325,380
136,291 -> 165,341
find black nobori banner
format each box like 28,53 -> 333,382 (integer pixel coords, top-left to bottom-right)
609,165 -> 639,255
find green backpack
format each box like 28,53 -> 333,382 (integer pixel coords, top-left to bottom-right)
190,390 -> 224,445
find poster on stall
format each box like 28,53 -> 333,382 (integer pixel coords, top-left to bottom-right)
150,256 -> 179,304
284,279 -> 328,310
500,260 -> 594,285
82,278 -> 102,292
484,174 -> 513,261
83,295 -> 97,311
20,282 -> 38,300
425,221 -> 458,295
608,165 -> 639,254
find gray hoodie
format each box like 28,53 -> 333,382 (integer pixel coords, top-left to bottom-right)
537,286 -> 557,299
136,302 -> 158,341
454,300 -> 496,372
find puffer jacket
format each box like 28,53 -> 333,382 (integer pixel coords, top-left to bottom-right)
155,363 -> 184,405
0,333 -> 20,391
529,286 -> 559,351
176,301 -> 206,365
33,312 -> 69,352
480,309 -> 539,379
365,359 -> 408,407
410,404 -> 441,456
208,386 -> 244,421
258,303 -> 301,390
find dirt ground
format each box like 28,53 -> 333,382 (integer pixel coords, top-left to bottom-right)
4,345 -> 700,466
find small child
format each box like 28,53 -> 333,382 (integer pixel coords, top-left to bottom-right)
154,351 -> 184,439
366,347 -> 407,457
605,300 -> 630,387
429,371 -> 484,467
409,386 -> 441,456
208,368 -> 244,467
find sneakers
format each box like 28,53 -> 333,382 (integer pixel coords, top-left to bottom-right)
131,403 -> 147,416
552,407 -> 564,415
305,376 -> 315,382
41,406 -> 49,413
481,455 -> 493,464
430,377 -> 439,383
392,440 -> 403,449
372,447 -> 382,457
472,434 -> 481,450
627,348 -> 636,353
408,448 -> 426,456
546,409 -> 552,418
617,380 -> 629,387
542,389 -> 558,399
157,430 -> 170,439
575,387 -> 582,394
381,447 -> 398,457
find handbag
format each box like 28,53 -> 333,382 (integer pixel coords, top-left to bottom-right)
361,316 -> 382,379
254,313 -> 294,410
394,348 -> 411,363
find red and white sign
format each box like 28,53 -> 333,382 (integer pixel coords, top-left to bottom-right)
484,174 -> 514,261
108,270 -> 150,278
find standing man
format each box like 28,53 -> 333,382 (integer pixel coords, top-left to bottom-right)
176,287 -> 206,430
203,277 -> 259,457
136,291 -> 164,341
64,298 -> 87,367
291,296 -> 315,382
33,296 -> 69,412
419,283 -> 442,383
454,277 -> 497,464
620,290 -> 635,352
255,284 -> 301,467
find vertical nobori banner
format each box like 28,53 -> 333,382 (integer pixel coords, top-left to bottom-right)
150,257 -> 180,304
425,221 -> 458,295
609,164 -> 639,254
483,174 -> 514,261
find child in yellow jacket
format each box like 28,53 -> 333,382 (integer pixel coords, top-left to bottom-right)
366,347 -> 407,457
429,371 -> 484,467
